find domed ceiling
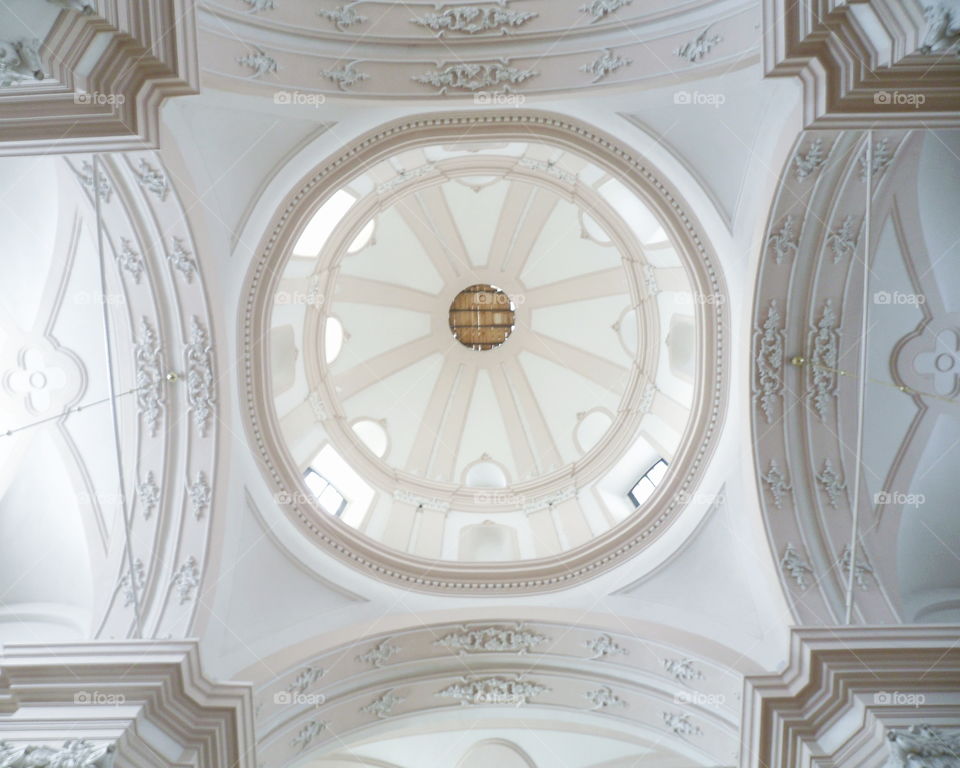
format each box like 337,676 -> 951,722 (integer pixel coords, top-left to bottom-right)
244,112 -> 728,592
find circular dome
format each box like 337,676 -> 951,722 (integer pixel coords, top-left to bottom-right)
243,112 -> 727,592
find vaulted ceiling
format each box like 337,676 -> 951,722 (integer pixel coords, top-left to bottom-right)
0,1 -> 958,767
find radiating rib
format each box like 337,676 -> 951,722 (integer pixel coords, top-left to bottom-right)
335,335 -> 437,400
527,332 -> 630,394
523,268 -> 628,308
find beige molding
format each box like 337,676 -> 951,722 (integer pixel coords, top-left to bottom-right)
0,640 -> 256,768
763,0 -> 960,128
0,1 -> 199,156
740,625 -> 960,768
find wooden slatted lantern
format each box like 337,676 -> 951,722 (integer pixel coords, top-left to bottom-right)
448,284 -> 516,350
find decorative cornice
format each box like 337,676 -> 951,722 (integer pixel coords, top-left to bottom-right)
318,5 -> 368,32
288,665 -> 325,695
760,459 -> 791,510
825,214 -> 860,264
793,137 -> 826,181
360,689 -> 404,719
754,300 -> 785,424
291,719 -> 327,751
355,638 -> 401,668
663,711 -> 702,736
322,60 -> 369,91
435,675 -> 549,706
134,160 -> 169,201
585,686 -> 626,710
410,5 -> 538,36
119,558 -> 146,607
839,544 -> 875,590
580,49 -> 632,83
167,237 -> 197,282
780,542 -> 812,589
675,25 -> 722,63
663,658 -> 704,682
135,318 -> 164,438
184,317 -> 215,437
433,624 -> 548,654
172,556 -> 200,604
0,740 -> 114,767
74,161 -> 112,202
808,299 -> 839,422
516,157 -> 577,184
237,47 -> 277,78
815,458 -> 846,509
412,60 -> 538,94
766,215 -> 798,264
859,137 -> 894,181
585,633 -> 628,660
116,238 -> 145,284
136,471 -> 160,519
188,471 -> 211,519
579,0 -> 632,23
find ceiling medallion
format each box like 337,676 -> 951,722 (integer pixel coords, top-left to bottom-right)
241,111 -> 728,593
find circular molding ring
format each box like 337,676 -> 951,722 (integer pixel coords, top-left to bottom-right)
240,110 -> 729,593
